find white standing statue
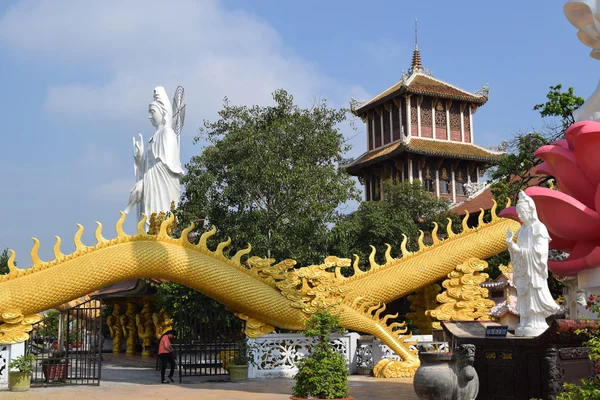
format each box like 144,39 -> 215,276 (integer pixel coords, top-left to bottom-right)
124,87 -> 184,224
506,192 -> 561,337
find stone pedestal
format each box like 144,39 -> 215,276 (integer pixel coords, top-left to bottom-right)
442,320 -> 597,400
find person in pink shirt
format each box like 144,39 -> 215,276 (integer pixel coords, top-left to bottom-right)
158,330 -> 176,383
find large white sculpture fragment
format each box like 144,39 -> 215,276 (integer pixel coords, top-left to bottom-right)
124,87 -> 184,223
564,1 -> 600,122
506,192 -> 561,337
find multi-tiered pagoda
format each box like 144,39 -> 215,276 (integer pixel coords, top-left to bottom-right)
346,45 -> 504,204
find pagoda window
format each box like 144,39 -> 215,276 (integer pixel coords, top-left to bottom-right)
439,167 -> 451,194
463,106 -> 472,142
470,167 -> 478,183
392,101 -> 401,141
373,176 -> 381,201
412,159 -> 420,181
449,103 -> 461,141
374,113 -> 382,148
456,168 -> 467,196
435,103 -> 447,140
424,163 -> 435,193
420,98 -> 433,138
383,108 -> 391,145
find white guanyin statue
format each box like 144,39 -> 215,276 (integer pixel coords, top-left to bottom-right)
124,87 -> 184,224
506,192 -> 561,337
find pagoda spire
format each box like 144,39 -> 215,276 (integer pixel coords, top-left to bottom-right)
411,18 -> 422,71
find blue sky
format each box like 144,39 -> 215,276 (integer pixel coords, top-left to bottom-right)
0,0 -> 596,265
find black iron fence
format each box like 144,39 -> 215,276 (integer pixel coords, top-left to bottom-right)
174,303 -> 245,381
26,298 -> 102,387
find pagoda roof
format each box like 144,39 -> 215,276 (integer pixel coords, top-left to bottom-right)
352,71 -> 489,115
345,137 -> 504,175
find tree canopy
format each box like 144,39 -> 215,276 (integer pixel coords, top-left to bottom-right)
178,89 -> 359,266
329,180 -> 458,266
488,84 -> 584,208
0,248 -> 11,275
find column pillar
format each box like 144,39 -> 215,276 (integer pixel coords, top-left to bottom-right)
460,103 -> 466,142
431,99 -> 436,138
405,95 -> 412,137
408,159 -> 413,183
446,100 -> 451,140
451,168 -> 456,203
399,99 -> 404,138
371,116 -> 375,150
435,169 -> 440,197
469,105 -> 474,143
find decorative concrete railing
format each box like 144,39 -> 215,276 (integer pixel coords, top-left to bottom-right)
248,332 -> 361,379
355,335 -> 448,370
247,332 -> 448,378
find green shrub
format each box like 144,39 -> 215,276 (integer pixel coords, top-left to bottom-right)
556,294 -> 600,400
292,310 -> 349,399
8,354 -> 36,374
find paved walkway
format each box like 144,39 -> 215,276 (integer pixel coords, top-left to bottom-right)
0,354 -> 419,400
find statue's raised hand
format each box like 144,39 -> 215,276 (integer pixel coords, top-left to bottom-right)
505,229 -> 519,252
133,133 -> 144,162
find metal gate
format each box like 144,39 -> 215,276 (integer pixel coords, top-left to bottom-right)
174,301 -> 245,381
26,298 -> 102,387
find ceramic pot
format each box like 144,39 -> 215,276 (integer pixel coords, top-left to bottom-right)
228,364 -> 249,381
8,371 -> 32,392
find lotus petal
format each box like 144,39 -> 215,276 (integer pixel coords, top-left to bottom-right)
500,206 -> 577,251
565,121 -> 590,149
549,257 -> 590,277
574,122 -> 600,187
498,206 -> 520,222
525,186 -> 600,241
535,162 -> 555,177
548,233 -> 578,253
534,145 -> 595,209
554,139 -> 569,149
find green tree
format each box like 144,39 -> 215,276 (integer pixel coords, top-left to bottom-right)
488,84 -> 584,208
329,180 -> 458,266
1,248 -> 13,275
178,89 -> 359,266
533,84 -> 585,135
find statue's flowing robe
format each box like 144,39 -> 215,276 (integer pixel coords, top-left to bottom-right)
140,126 -> 183,217
512,222 -> 560,319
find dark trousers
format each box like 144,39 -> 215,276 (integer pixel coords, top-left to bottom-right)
159,353 -> 176,381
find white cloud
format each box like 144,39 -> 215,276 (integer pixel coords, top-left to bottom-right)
0,0 -> 358,128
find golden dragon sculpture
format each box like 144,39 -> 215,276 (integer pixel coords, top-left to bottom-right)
0,201 -> 519,376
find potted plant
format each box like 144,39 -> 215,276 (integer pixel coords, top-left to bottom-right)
41,351 -> 69,382
291,310 -> 353,400
8,353 -> 36,392
227,339 -> 252,382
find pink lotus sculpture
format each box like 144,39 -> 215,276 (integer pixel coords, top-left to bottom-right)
500,120 -> 600,277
